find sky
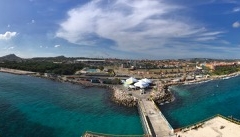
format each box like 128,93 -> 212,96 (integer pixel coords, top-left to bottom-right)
0,0 -> 240,59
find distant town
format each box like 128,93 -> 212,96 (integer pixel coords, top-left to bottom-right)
0,54 -> 239,80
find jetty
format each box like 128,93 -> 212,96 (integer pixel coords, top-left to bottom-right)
83,98 -> 174,137
138,99 -> 174,137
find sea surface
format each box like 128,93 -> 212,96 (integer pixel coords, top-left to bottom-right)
160,76 -> 240,129
0,72 -> 143,137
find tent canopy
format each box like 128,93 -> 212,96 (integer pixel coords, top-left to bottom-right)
128,85 -> 136,89
141,78 -> 152,84
125,77 -> 138,84
134,80 -> 149,88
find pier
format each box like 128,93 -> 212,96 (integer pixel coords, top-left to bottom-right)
138,99 -> 174,137
82,98 -> 174,137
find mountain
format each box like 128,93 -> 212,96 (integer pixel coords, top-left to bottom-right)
0,54 -> 23,62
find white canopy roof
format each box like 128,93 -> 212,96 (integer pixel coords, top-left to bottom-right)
134,80 -> 149,88
126,77 -> 138,84
128,85 -> 136,89
141,78 -> 152,84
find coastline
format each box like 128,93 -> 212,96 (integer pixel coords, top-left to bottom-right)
0,67 -> 37,75
183,71 -> 240,85
2,68 -> 240,136
1,67 -> 239,108
0,68 -> 140,107
1,68 -> 238,137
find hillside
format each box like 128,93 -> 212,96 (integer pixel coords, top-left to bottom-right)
0,54 -> 23,62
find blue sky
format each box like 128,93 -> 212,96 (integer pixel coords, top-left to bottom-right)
0,0 -> 240,59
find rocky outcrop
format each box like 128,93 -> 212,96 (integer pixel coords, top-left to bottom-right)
151,85 -> 174,104
111,87 -> 138,107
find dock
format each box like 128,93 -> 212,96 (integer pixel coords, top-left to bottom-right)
175,115 -> 240,137
138,99 -> 174,137
82,99 -> 174,137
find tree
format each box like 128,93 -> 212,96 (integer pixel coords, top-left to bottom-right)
99,66 -> 104,71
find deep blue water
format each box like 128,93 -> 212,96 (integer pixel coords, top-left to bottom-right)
0,72 -> 143,137
160,76 -> 240,129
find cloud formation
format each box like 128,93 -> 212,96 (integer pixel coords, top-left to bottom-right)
0,31 -> 17,40
232,7 -> 240,12
54,44 -> 60,48
232,21 -> 240,28
8,47 -> 14,50
56,0 -> 224,57
3,46 -> 15,50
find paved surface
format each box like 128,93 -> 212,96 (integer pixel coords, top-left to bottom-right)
139,99 -> 173,137
176,116 -> 240,137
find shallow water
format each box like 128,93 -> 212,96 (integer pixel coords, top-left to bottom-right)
0,72 -> 143,137
160,76 -> 240,129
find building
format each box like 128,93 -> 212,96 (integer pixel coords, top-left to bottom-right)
205,62 -> 237,70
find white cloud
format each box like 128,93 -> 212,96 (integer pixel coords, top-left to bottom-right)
54,44 -> 60,48
233,7 -> 240,12
8,47 -> 14,50
56,0 -> 224,57
31,20 -> 35,23
3,46 -> 15,50
232,21 -> 240,28
0,31 -> 17,40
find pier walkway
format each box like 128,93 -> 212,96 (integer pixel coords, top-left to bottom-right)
83,99 -> 174,137
138,99 -> 174,137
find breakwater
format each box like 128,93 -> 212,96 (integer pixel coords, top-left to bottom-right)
0,72 -> 144,136
151,86 -> 174,104
161,75 -> 240,129
0,68 -> 176,107
111,86 -> 138,107
0,68 -> 176,134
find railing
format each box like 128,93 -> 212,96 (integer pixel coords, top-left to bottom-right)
178,114 -> 240,131
151,99 -> 174,133
137,100 -> 152,137
82,131 -> 145,137
82,114 -> 240,137
178,114 -> 217,131
217,114 -> 240,125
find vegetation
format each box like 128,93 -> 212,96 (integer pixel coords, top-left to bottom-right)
212,65 -> 239,75
0,61 -> 85,75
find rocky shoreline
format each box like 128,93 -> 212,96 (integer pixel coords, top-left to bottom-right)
34,74 -> 139,107
3,67 -> 239,108
0,68 -> 178,107
111,86 -> 138,107
151,85 -> 175,104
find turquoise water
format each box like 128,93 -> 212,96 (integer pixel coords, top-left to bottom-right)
160,76 -> 240,129
0,72 -> 143,137
87,69 -> 98,73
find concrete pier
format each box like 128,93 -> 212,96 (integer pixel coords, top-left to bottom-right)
138,99 -> 174,137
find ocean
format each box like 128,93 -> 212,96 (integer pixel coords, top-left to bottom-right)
0,72 -> 143,137
160,75 -> 240,129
